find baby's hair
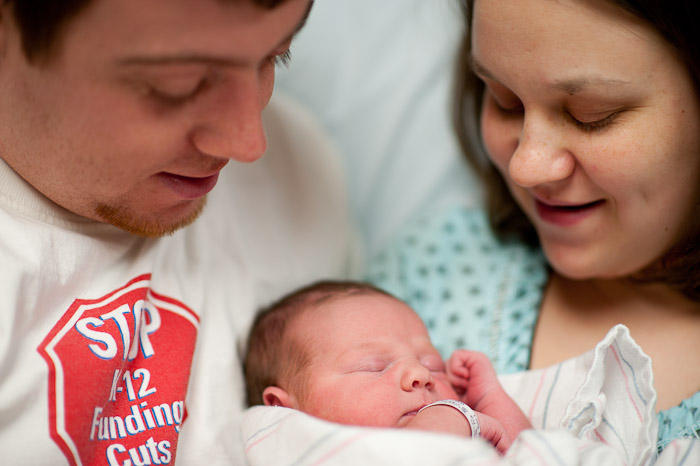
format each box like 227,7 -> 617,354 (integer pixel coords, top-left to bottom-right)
244,280 -> 395,406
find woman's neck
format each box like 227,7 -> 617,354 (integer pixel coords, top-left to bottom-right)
531,274 -> 700,410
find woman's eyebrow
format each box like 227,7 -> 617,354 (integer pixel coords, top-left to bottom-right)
551,76 -> 631,95
470,55 -> 630,95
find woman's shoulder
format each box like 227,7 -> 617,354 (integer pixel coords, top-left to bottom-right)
657,390 -> 700,452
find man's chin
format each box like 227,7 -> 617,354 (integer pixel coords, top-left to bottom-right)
94,197 -> 207,238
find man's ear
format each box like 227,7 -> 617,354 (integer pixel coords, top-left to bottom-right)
0,2 -> 12,59
0,4 -> 6,55
262,386 -> 298,409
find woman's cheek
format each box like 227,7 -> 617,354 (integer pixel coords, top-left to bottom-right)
480,107 -> 516,175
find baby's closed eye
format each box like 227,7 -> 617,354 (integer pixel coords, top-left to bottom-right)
352,359 -> 388,373
422,356 -> 446,373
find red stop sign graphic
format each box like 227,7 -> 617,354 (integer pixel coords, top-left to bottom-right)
38,275 -> 199,466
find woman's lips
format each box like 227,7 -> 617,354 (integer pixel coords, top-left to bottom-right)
157,172 -> 220,199
535,199 -> 605,226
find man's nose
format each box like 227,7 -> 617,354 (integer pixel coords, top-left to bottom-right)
190,72 -> 269,163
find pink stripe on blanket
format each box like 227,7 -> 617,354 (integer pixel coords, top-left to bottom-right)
529,368 -> 549,422
594,429 -> 609,444
312,431 -> 373,466
610,346 -> 643,423
245,424 -> 284,454
521,438 -> 551,466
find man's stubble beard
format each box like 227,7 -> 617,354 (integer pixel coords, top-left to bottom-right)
94,196 -> 207,238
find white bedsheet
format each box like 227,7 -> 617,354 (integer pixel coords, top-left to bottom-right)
242,325 -> 700,465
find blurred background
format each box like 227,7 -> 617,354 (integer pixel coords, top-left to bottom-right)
275,0 -> 481,260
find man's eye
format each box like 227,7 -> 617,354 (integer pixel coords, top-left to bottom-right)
146,79 -> 208,106
274,50 -> 292,68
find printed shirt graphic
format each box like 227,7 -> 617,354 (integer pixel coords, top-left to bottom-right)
38,274 -> 199,466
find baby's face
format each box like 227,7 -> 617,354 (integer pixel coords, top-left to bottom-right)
289,293 -> 458,427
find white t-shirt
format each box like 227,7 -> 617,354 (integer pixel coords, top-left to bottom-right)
0,92 -> 360,465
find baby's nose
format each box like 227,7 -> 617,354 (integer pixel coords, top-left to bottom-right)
401,362 -> 434,391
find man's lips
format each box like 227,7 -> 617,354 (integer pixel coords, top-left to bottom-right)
535,199 -> 605,226
156,172 -> 220,200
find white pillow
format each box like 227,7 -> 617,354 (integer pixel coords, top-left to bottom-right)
275,0 -> 481,258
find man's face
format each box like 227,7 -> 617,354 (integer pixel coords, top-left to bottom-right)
0,0 -> 312,237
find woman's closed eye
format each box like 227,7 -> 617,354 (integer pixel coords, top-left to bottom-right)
485,88 -> 524,116
567,110 -> 621,133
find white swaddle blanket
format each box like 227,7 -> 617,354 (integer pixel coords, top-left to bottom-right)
241,325 -> 699,465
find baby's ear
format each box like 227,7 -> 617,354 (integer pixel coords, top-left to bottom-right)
262,386 -> 297,409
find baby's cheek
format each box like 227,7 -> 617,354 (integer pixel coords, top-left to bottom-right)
436,377 -> 460,400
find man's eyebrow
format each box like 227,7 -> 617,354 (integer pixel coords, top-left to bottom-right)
117,0 -> 314,67
469,55 -> 630,95
118,55 -> 247,67
294,0 -> 314,37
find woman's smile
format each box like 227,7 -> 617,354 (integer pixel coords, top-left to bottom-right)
534,198 -> 605,227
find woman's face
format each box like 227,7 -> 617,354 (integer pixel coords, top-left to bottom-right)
472,0 -> 700,279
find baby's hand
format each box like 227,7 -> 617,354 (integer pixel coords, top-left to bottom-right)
405,404 -> 473,438
447,350 -> 533,443
447,350 -> 500,410
447,351 -> 470,397
406,404 -> 512,454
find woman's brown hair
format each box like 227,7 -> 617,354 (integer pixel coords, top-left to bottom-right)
453,0 -> 700,299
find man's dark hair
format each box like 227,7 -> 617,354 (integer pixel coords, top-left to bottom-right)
3,0 -> 292,64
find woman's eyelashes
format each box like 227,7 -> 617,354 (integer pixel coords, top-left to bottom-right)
487,89 -> 523,115
487,87 -> 621,133
568,111 -> 620,132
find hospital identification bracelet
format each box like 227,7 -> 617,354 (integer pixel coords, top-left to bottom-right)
418,399 -> 480,439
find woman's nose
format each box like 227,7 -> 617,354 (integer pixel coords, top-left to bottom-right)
507,112 -> 575,188
190,73 -> 269,163
400,361 -> 434,392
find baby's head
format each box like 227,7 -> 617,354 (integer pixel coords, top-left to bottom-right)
244,280 -> 458,427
